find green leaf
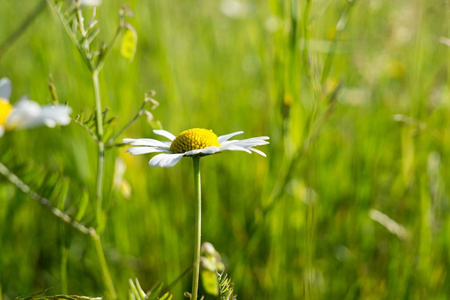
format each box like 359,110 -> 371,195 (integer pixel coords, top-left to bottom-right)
121,26 -> 137,61
159,292 -> 172,300
201,269 -> 219,296
146,282 -> 164,300
75,189 -> 89,222
57,177 -> 70,210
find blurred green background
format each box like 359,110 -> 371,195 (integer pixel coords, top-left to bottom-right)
1,0 -> 450,299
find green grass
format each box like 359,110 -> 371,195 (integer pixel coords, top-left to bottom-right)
1,0 -> 450,299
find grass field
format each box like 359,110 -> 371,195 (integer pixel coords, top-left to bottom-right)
1,0 -> 450,299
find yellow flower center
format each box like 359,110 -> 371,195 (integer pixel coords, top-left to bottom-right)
0,98 -> 13,126
170,128 -> 221,153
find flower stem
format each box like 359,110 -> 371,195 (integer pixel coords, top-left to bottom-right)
92,70 -> 105,228
191,156 -> 202,300
92,70 -> 116,299
90,231 -> 117,300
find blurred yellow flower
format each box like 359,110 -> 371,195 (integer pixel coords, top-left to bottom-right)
0,78 -> 72,137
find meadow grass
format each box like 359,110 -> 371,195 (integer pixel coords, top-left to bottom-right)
1,0 -> 450,299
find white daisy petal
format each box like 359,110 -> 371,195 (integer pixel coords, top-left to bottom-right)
153,129 -> 176,141
5,100 -> 72,130
231,137 -> 270,148
0,78 -> 12,99
184,146 -> 221,156
150,153 -> 184,168
249,147 -> 267,157
39,105 -> 72,126
0,126 -> 4,137
239,136 -> 270,143
122,138 -> 171,148
198,146 -> 222,155
220,144 -> 252,153
126,146 -> 168,155
218,131 -> 244,143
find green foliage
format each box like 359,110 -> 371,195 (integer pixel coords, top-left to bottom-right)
17,296 -> 101,300
1,0 -> 450,299
0,151 -> 92,234
217,273 -> 236,300
200,270 -> 218,297
128,279 -> 172,300
121,27 -> 137,61
15,290 -> 101,300
46,0 -> 135,72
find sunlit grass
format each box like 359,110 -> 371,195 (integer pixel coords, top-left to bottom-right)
1,0 -> 450,299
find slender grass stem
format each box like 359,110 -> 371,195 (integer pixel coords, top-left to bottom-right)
90,231 -> 117,300
0,162 -> 116,298
0,0 -> 46,60
97,25 -> 124,71
321,0 -> 357,84
91,70 -> 117,299
46,0 -> 93,71
92,70 -> 105,229
61,243 -> 68,294
0,161 -> 91,235
191,157 -> 202,300
107,100 -> 146,146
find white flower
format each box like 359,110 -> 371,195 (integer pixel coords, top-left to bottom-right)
80,0 -> 102,6
0,77 -> 72,137
123,128 -> 269,168
220,0 -> 249,18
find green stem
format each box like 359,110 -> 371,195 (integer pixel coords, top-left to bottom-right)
46,0 -> 93,70
61,243 -> 68,294
320,0 -> 357,84
191,157 -> 202,300
97,25 -> 124,71
0,0 -> 46,60
91,71 -> 116,299
0,161 -> 90,235
92,70 -> 105,228
90,231 -> 117,300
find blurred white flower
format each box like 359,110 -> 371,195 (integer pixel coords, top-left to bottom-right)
80,0 -> 102,6
113,157 -> 132,198
439,37 -> 450,47
265,15 -> 282,33
369,209 -> 410,241
220,0 -> 248,18
0,78 -> 72,137
123,128 -> 269,168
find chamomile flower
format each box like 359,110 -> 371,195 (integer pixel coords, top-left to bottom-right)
0,78 -> 72,137
123,128 -> 269,167
124,127 -> 268,298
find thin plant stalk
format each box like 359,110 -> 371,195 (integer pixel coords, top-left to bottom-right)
0,0 -> 46,60
91,70 -> 116,299
91,231 -> 117,300
25,2 -> 118,298
191,156 -> 202,300
0,161 -> 91,234
61,224 -> 68,294
0,154 -> 117,299
92,70 -> 105,228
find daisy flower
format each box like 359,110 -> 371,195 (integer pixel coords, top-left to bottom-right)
123,128 -> 270,167
0,78 -> 72,137
124,127 -> 268,299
